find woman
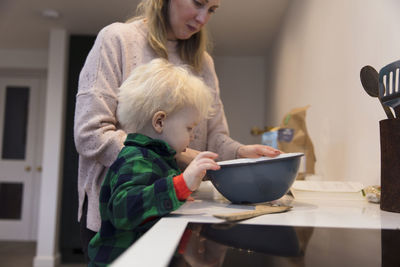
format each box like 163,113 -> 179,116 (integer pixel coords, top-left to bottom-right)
74,0 -> 280,261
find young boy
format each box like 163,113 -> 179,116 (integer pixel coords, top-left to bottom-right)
87,59 -> 220,266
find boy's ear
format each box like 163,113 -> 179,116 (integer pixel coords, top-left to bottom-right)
152,111 -> 167,133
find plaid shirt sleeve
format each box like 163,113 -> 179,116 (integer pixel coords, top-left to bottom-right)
103,156 -> 185,230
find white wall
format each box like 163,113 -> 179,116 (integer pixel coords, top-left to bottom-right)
214,56 -> 266,145
268,0 -> 400,185
0,49 -> 48,70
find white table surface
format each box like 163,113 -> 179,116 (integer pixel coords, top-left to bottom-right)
111,182 -> 400,267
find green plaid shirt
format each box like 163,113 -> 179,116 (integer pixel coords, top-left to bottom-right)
88,133 -> 186,266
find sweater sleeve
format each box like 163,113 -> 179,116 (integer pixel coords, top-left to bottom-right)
202,54 -> 243,160
173,173 -> 192,200
103,158 -> 185,230
74,23 -> 127,167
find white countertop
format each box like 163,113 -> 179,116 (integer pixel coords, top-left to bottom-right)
111,182 -> 400,267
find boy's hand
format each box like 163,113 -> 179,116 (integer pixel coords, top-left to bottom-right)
183,151 -> 220,191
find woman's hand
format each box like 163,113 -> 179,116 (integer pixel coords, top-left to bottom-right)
183,151 -> 220,191
237,144 -> 281,158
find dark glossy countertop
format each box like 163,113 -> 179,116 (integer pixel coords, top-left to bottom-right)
169,223 -> 400,267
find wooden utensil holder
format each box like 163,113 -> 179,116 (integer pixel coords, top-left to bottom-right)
380,118 -> 400,213
381,229 -> 400,266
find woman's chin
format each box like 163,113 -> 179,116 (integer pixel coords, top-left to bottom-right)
176,31 -> 196,40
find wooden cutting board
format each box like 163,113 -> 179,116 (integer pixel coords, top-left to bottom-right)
213,205 -> 292,222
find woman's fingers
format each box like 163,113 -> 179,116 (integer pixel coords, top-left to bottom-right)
258,145 -> 281,157
238,144 -> 281,158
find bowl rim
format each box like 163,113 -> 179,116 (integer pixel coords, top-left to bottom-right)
216,152 -> 304,168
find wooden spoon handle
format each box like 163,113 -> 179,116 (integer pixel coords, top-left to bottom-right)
213,206 -> 292,222
393,106 -> 400,118
380,99 -> 395,119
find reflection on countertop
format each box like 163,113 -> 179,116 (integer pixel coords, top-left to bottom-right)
169,223 -> 400,267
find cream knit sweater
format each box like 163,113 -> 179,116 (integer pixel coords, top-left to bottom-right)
74,19 -> 242,231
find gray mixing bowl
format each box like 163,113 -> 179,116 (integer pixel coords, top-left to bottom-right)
207,153 -> 303,204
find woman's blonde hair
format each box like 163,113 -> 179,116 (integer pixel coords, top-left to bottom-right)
128,0 -> 210,72
117,58 -> 213,133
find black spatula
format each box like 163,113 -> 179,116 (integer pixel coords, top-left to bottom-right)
360,65 -> 394,119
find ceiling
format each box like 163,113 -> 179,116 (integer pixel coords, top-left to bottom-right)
0,0 -> 291,56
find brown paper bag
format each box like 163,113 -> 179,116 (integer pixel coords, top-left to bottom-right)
278,105 -> 316,179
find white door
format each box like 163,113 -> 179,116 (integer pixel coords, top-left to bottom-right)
0,76 -> 44,241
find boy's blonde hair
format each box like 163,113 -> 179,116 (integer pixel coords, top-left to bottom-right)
127,0 -> 210,72
117,58 -> 213,133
